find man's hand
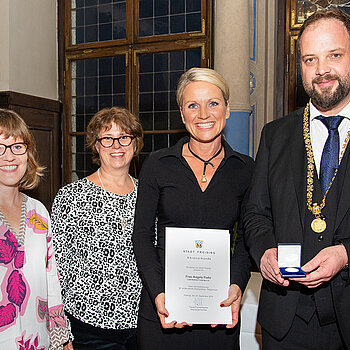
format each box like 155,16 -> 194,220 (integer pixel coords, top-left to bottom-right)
292,245 -> 348,288
260,248 -> 289,286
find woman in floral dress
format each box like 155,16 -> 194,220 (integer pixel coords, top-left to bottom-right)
0,109 -> 69,349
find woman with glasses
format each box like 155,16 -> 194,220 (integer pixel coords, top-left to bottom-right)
0,109 -> 69,349
51,107 -> 143,350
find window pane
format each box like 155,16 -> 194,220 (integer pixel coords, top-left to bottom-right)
71,55 -> 126,178
71,135 -> 98,181
70,56 -> 126,181
138,48 -> 199,159
66,0 -> 209,182
71,56 -> 126,133
139,0 -> 201,37
71,0 -> 126,44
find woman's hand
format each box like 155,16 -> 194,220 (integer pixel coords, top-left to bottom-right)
63,341 -> 74,350
155,293 -> 176,328
155,293 -> 192,329
215,284 -> 242,329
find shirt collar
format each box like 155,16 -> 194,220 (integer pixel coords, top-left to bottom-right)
310,100 -> 350,121
159,136 -> 248,164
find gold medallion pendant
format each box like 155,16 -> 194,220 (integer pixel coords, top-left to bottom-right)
311,217 -> 326,233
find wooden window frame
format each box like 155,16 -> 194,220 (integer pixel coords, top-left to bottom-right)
59,0 -> 212,184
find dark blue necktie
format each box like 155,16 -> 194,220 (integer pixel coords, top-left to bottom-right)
316,115 -> 344,195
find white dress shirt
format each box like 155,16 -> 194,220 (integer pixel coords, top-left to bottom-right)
310,102 -> 350,177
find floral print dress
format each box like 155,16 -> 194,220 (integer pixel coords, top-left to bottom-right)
0,194 -> 69,350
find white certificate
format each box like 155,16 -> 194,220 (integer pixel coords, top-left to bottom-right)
165,227 -> 231,324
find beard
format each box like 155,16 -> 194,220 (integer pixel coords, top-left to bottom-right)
303,73 -> 350,110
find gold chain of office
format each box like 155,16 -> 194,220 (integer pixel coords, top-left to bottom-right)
303,101 -> 350,233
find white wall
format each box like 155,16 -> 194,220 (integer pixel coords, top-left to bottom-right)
0,0 -> 58,100
0,0 -> 10,91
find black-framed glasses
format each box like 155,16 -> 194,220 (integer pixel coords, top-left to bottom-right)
97,135 -> 134,148
0,143 -> 28,156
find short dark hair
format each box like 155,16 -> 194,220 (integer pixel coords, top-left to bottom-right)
86,107 -> 144,166
298,8 -> 350,51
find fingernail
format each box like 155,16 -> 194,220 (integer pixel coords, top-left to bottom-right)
220,303 -> 224,307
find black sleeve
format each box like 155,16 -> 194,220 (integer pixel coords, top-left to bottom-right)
230,157 -> 254,292
243,126 -> 277,269
132,154 -> 164,303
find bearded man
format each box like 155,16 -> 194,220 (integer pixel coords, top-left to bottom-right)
244,9 -> 350,350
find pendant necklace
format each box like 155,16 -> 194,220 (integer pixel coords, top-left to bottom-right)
97,168 -> 134,230
187,143 -> 223,183
303,101 -> 350,233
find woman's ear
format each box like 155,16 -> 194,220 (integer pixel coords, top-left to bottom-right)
95,140 -> 100,154
180,107 -> 185,124
225,102 -> 230,120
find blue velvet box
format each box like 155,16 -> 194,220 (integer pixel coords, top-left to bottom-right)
278,243 -> 306,278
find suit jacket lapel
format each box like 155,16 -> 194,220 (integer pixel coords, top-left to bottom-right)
290,109 -> 307,231
335,142 -> 350,230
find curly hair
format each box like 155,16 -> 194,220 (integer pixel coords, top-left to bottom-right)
86,107 -> 144,166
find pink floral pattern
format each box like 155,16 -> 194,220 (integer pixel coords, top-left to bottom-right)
16,332 -> 45,350
26,210 -> 48,234
49,304 -> 66,329
0,196 -> 69,349
46,236 -> 53,272
0,303 -> 16,327
36,298 -> 50,332
0,231 -> 18,264
0,230 -> 29,330
7,270 -> 26,308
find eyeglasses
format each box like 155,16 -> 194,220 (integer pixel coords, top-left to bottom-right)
97,135 -> 134,148
0,143 -> 28,156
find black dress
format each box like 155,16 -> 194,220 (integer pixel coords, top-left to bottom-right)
132,137 -> 254,349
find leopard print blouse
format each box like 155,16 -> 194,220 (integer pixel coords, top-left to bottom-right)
51,178 -> 141,330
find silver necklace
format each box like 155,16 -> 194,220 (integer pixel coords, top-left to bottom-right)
97,168 -> 106,191
97,168 -> 135,230
97,168 -> 135,191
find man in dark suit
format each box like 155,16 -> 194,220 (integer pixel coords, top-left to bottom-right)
244,9 -> 350,349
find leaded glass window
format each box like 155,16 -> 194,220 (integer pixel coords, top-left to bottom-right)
139,0 -> 202,37
63,0 -> 211,182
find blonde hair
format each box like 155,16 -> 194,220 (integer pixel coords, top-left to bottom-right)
0,109 -> 44,190
86,107 -> 144,166
176,68 -> 230,107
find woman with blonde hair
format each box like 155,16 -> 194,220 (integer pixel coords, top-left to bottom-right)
0,109 -> 69,349
133,68 -> 253,349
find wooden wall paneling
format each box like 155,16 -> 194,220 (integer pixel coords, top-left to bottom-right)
0,91 -> 62,210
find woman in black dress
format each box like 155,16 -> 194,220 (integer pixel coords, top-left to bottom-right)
132,68 -> 253,349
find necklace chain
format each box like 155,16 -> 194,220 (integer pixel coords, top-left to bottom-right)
97,168 -> 135,231
187,143 -> 223,183
303,101 -> 350,215
97,168 -> 106,191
